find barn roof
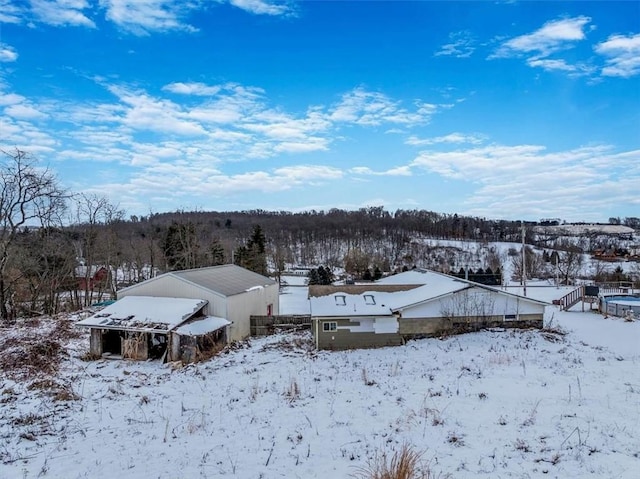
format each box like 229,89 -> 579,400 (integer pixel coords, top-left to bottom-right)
118,264 -> 276,298
77,296 -> 207,333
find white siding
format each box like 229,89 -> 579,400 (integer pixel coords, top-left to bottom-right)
373,317 -> 399,334
400,287 -> 545,318
226,283 -> 279,341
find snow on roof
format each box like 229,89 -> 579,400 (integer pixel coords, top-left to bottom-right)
376,269 -> 442,285
174,316 -> 231,336
309,289 -> 397,317
76,296 -> 208,332
310,269 -> 549,317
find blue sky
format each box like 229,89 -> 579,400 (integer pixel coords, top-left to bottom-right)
1,1 -> 638,222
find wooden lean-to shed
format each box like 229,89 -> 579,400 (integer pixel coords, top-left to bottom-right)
76,296 -> 229,363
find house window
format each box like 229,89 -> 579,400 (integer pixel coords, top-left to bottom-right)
334,295 -> 346,306
364,294 -> 376,305
504,314 -> 518,321
323,321 -> 337,332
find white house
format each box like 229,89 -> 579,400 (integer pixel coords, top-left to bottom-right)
310,269 -> 549,350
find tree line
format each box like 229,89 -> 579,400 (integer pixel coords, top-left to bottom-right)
2,148 -> 638,323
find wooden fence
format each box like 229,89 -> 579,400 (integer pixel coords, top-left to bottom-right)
250,315 -> 312,336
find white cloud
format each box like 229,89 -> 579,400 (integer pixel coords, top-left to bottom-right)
595,33 -> 640,78
273,139 -> 330,153
95,163 -> 343,206
330,87 -> 440,126
229,0 -> 291,16
406,132 -> 486,146
272,165 -> 342,182
99,0 -> 197,35
411,143 -> 640,220
492,16 -> 591,59
350,165 -> 412,177
0,92 -> 25,106
527,58 -> 576,72
4,103 -> 49,120
0,44 -> 18,62
106,85 -> 207,136
490,16 -> 596,76
162,82 -> 222,96
31,0 -> 95,28
0,0 -> 26,23
435,31 -> 475,58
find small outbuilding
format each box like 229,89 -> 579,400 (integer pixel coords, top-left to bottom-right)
77,264 -> 278,362
116,264 -> 278,342
310,269 -> 549,350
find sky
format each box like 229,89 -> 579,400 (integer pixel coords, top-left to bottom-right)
0,1 -> 639,222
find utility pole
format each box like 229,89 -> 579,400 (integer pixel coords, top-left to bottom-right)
521,223 -> 527,297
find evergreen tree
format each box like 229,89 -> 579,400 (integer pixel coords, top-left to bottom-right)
373,265 -> 383,280
318,265 -> 334,285
209,237 -> 225,266
307,268 -> 320,285
234,225 -> 267,275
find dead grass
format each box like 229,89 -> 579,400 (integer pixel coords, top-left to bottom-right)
27,378 -> 79,401
540,324 -> 568,343
351,443 -> 445,479
0,315 -> 87,382
0,335 -> 64,379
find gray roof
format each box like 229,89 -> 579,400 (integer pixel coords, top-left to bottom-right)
170,264 -> 276,297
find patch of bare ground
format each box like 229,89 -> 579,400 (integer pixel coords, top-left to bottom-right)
259,331 -> 316,355
0,315 -> 85,381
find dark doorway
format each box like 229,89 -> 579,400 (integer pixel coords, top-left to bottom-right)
148,334 -> 168,359
102,329 -> 122,355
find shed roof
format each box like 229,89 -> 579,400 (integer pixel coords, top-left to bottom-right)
77,296 -> 207,333
174,316 -> 231,336
133,264 -> 275,297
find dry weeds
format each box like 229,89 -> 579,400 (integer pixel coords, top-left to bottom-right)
351,443 -> 445,479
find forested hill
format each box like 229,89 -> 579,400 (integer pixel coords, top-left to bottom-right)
142,207 -> 528,243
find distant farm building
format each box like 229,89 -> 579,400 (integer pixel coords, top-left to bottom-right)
75,265 -> 110,291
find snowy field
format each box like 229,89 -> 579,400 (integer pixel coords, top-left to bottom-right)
1,306 -> 639,479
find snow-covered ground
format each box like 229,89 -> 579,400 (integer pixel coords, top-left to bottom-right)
1,306 -> 639,479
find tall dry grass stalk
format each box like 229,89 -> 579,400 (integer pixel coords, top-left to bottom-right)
352,443 -> 441,479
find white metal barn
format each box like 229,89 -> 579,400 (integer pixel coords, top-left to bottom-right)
117,264 -> 279,342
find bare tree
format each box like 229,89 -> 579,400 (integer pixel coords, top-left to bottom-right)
510,246 -> 545,282
72,193 -> 124,306
0,149 -> 68,323
555,243 -> 585,285
440,289 -> 497,329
